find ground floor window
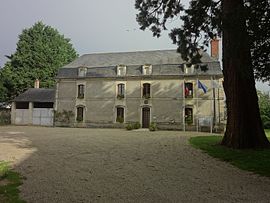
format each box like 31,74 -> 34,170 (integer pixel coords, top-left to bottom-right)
77,107 -> 84,122
16,102 -> 29,109
185,107 -> 193,124
116,107 -> 124,123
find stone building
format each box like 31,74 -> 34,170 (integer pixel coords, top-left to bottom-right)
55,49 -> 225,130
11,80 -> 55,126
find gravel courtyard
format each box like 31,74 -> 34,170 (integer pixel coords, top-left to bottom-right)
0,126 -> 270,203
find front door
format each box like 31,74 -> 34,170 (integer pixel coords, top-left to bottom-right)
142,107 -> 150,128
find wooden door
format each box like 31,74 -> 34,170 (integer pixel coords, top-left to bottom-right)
142,107 -> 150,128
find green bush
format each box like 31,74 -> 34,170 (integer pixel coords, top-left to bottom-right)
0,161 -> 9,179
126,123 -> 133,130
126,122 -> 141,130
149,122 -> 157,131
133,122 -> 141,129
0,110 -> 11,125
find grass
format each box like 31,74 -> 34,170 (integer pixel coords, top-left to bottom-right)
189,134 -> 270,177
0,161 -> 25,203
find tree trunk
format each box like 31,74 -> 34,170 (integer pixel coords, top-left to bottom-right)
221,0 -> 270,148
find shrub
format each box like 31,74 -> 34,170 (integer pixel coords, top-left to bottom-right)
133,122 -> 141,129
126,122 -> 141,130
0,161 -> 9,179
126,123 -> 133,130
149,122 -> 157,131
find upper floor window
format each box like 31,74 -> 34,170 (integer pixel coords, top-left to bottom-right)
78,67 -> 87,77
143,83 -> 151,99
116,107 -> 124,123
142,65 -> 152,75
185,82 -> 193,98
78,84 -> 85,99
117,83 -> 125,99
184,64 -> 195,74
77,106 -> 84,122
117,65 -> 126,76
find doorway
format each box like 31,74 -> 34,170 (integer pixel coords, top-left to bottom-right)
142,107 -> 150,128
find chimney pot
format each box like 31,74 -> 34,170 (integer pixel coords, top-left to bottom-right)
34,79 -> 40,88
210,38 -> 219,60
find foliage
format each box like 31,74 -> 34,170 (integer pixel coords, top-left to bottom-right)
0,161 -> 9,178
189,136 -> 270,177
55,110 -> 74,123
149,122 -> 157,131
126,122 -> 141,130
0,21 -> 78,102
0,162 -> 25,203
134,122 -> 141,129
258,91 -> 270,129
135,0 -> 270,149
126,123 -> 133,130
135,0 -> 268,73
0,110 -> 11,125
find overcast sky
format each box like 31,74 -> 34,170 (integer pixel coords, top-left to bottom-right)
0,0 -> 269,91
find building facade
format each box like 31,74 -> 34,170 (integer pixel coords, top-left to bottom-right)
55,49 -> 225,130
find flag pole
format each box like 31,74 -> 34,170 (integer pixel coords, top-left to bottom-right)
196,77 -> 199,132
183,78 -> 185,132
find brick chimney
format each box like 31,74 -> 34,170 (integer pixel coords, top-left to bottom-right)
34,79 -> 40,88
210,38 -> 219,59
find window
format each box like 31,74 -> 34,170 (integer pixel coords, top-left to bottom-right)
142,65 -> 152,75
117,84 -> 125,99
185,107 -> 193,124
116,107 -> 124,123
184,64 -> 195,74
77,107 -> 84,122
78,84 -> 85,99
185,82 -> 193,98
117,65 -> 126,76
16,102 -> 29,109
78,67 -> 87,77
143,83 -> 151,99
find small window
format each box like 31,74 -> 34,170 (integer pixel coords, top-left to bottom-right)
142,65 -> 152,75
116,107 -> 124,123
143,83 -> 151,99
185,82 -> 193,98
78,84 -> 85,99
185,107 -> 193,124
117,84 -> 125,99
78,67 -> 87,77
184,64 -> 194,74
16,102 -> 29,109
117,65 -> 126,76
77,107 -> 84,122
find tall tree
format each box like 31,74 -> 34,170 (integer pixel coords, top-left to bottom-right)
0,21 -> 78,102
135,0 -> 270,148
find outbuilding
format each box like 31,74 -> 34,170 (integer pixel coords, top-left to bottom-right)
11,86 -> 55,126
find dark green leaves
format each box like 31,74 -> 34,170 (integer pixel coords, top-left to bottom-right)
0,21 -> 78,102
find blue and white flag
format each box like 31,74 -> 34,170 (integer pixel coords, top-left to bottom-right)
198,80 -> 208,93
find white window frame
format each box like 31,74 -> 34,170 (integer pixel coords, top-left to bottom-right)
142,65 -> 152,75
78,67 -> 87,77
117,65 -> 126,76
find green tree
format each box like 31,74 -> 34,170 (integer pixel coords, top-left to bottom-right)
0,21 -> 78,102
135,0 -> 270,148
258,91 -> 270,129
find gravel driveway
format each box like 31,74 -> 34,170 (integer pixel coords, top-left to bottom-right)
0,126 -> 270,203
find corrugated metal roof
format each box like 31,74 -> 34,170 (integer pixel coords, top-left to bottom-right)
13,88 -> 55,103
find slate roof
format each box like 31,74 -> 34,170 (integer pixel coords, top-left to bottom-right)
13,88 -> 55,103
57,49 -> 222,79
